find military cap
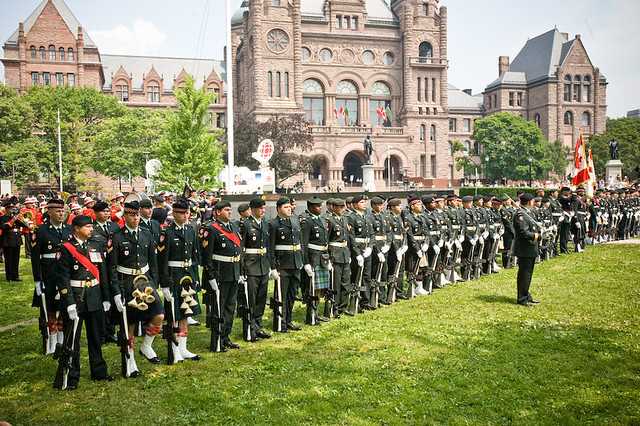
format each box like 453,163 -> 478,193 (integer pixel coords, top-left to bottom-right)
482,195 -> 493,203
111,192 -> 124,201
370,196 -> 384,205
534,196 -> 542,202
446,194 -> 457,201
387,198 -> 402,207
519,193 -> 534,203
576,186 -> 586,193
215,200 -> 231,210
153,195 -> 164,203
249,197 -> 265,208
421,195 -> 434,205
433,195 -> 444,202
237,203 -> 250,213
461,195 -> 474,203
276,197 -> 291,207
333,198 -> 346,207
307,197 -> 323,205
352,194 -> 369,204
542,196 -> 551,203
498,194 -> 511,202
123,201 -> 140,213
473,195 -> 484,202
492,197 -> 503,204
345,196 -> 354,204
47,198 -> 65,209
407,194 -> 421,205
72,215 -> 93,227
560,186 -> 571,193
325,198 -> 335,206
92,200 -> 109,212
173,198 -> 190,213
139,198 -> 153,209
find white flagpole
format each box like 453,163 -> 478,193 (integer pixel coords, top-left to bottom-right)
225,0 -> 235,194
57,109 -> 63,193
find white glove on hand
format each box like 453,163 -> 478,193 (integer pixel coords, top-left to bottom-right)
34,281 -> 43,297
377,252 -> 385,263
208,279 -> 219,293
67,304 -> 78,321
162,287 -> 173,302
304,264 -> 313,277
401,245 -> 408,255
102,301 -> 111,312
396,249 -> 403,260
421,243 -> 429,253
381,245 -> 390,254
356,255 -> 364,267
239,276 -> 247,285
363,247 -> 372,258
438,239 -> 444,247
269,269 -> 280,281
327,262 -> 333,271
433,244 -> 440,255
417,250 -> 424,259
114,294 -> 124,312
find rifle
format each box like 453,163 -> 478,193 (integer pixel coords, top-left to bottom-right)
271,275 -> 284,332
427,241 -> 441,294
205,287 -> 224,352
464,236 -> 477,281
323,284 -> 335,319
388,249 -> 404,303
163,293 -> 179,364
305,269 -> 319,325
53,316 -> 79,390
241,277 -> 253,341
349,263 -> 365,315
118,298 -> 138,377
473,235 -> 485,280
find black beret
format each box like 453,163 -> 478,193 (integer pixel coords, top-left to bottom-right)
237,203 -> 250,213
307,197 -> 323,205
560,186 -> 571,192
92,200 -> 109,212
124,201 -> 140,211
249,197 -> 265,208
72,215 -> 93,227
387,198 -> 402,207
215,200 -> 231,210
276,197 -> 291,207
421,195 -> 433,205
483,195 -> 493,203
520,193 -> 534,203
370,196 -> 384,205
173,198 -> 190,212
352,194 -> 368,204
408,195 -> 420,205
542,197 -> 550,203
462,195 -> 474,202
47,198 -> 65,209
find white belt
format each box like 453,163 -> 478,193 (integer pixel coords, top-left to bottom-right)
212,254 -> 241,263
552,213 -> 562,216
374,236 -> 387,241
354,238 -> 369,244
393,235 -> 403,240
413,235 -> 426,241
329,241 -> 347,248
466,226 -> 476,231
70,278 -> 99,288
429,231 -> 439,236
275,244 -> 301,252
451,225 -> 461,229
168,260 -> 192,268
41,253 -> 57,259
244,248 -> 267,255
307,243 -> 328,251
117,264 -> 150,276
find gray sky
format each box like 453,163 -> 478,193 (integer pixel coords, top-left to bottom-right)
2,0 -> 638,117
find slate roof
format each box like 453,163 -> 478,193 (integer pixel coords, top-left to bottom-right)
448,84 -> 483,111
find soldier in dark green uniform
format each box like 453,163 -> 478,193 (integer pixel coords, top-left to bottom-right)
239,198 -> 271,340
385,198 -> 407,301
499,195 -> 516,268
158,198 -> 201,363
513,193 -> 541,307
326,198 -> 351,316
268,197 -> 304,331
369,197 -> 391,307
404,195 -> 426,296
347,194 -> 373,313
139,198 -> 161,246
460,195 -> 478,281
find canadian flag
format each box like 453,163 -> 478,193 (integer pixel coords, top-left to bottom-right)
572,133 -> 590,186
586,148 -> 596,197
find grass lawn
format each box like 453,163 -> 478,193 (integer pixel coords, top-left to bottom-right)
0,243 -> 639,425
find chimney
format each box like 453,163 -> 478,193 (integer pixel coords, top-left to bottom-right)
18,22 -> 24,39
499,56 -> 509,77
463,89 -> 472,96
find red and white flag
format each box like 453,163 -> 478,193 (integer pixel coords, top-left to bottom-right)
572,133 -> 590,186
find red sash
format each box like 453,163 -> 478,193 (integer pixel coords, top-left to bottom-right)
63,242 -> 100,282
212,223 -> 241,247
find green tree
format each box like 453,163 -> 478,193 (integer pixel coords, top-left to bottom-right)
93,108 -> 167,187
450,139 -> 478,177
473,112 -> 568,182
233,113 -> 314,185
155,77 -> 224,190
589,117 -> 640,180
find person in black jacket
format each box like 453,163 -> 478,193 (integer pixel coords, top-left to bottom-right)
512,193 -> 541,307
0,197 -> 28,281
140,198 -> 161,246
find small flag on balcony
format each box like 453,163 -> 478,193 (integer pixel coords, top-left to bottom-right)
376,106 -> 386,120
335,105 -> 344,119
343,106 -> 350,124
384,105 -> 393,122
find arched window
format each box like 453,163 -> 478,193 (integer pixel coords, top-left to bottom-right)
581,111 -> 591,126
303,78 -> 325,125
336,80 -> 359,126
147,82 -> 160,102
267,71 -> 273,97
564,75 -> 572,102
275,71 -> 281,97
59,47 -> 65,61
583,75 -> 591,102
464,140 -> 471,155
30,46 -> 36,59
49,45 -> 56,61
473,141 -> 480,155
573,75 -> 581,102
369,81 -> 392,127
419,42 -> 433,60
284,72 -> 289,98
39,46 -> 46,61
429,124 -> 436,142
419,124 -> 426,141
564,111 -> 573,125
67,48 -> 74,61
115,82 -> 129,102
534,113 -> 541,128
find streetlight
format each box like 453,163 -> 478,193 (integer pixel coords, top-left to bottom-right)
484,155 -> 489,184
528,157 -> 533,187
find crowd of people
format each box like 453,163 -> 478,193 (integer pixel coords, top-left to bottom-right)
0,184 -> 638,390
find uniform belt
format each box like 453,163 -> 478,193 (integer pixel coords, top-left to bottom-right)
244,248 -> 267,255
117,264 -> 150,276
552,213 -> 562,216
307,243 -> 328,251
374,236 -> 387,241
451,225 -> 460,229
413,235 -> 426,241
354,237 -> 369,244
466,226 -> 476,231
168,260 -> 192,268
212,254 -> 241,263
429,231 -> 439,236
275,244 -> 301,252
41,253 -> 57,259
69,278 -> 99,288
329,241 -> 348,248
393,235 -> 403,240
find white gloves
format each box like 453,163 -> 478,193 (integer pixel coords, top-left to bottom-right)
377,252 -> 385,263
304,264 -> 313,277
482,231 -> 489,239
421,243 -> 429,253
356,255 -> 364,267
67,304 -> 78,321
269,269 -> 280,281
35,281 -> 43,297
432,244 -> 440,255
327,262 -> 333,271
363,247 -> 372,258
438,239 -> 444,247
162,287 -> 173,302
458,235 -> 465,242
209,279 -> 219,293
114,294 -> 125,312
239,275 -> 247,285
417,250 -> 424,259
381,245 -> 390,254
102,301 -> 111,312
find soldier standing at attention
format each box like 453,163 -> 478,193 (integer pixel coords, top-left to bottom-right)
385,198 -> 408,301
326,198 -> 351,317
513,193 -> 541,307
347,194 -> 373,312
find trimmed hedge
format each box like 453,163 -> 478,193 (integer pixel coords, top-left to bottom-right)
458,187 -> 536,198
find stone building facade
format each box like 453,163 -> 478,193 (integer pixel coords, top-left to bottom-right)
2,0 -> 227,127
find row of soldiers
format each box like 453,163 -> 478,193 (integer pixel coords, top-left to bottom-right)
20,185 -> 640,389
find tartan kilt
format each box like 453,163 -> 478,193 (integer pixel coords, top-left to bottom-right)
314,267 -> 330,290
